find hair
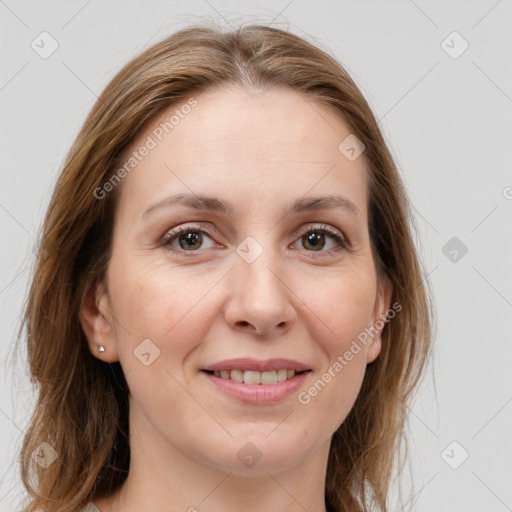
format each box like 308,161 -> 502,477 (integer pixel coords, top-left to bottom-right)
14,21 -> 435,512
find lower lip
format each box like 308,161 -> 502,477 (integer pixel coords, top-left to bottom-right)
201,370 -> 310,404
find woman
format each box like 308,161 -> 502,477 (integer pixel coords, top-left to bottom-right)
17,22 -> 434,512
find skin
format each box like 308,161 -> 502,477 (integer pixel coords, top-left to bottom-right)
80,85 -> 392,512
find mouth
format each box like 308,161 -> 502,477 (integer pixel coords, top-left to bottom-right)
201,368 -> 311,385
200,362 -> 312,404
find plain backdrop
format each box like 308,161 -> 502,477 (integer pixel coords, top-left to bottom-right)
1,1 -> 511,511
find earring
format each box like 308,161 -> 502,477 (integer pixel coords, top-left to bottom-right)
97,344 -> 105,353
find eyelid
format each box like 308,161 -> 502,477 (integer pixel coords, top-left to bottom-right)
295,223 -> 347,244
160,222 -> 218,245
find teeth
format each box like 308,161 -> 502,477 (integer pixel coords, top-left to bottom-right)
211,369 -> 298,384
261,370 -> 277,384
244,371 -> 261,385
277,369 -> 288,382
230,369 -> 244,383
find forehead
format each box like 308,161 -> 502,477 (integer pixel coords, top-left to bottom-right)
115,85 -> 368,220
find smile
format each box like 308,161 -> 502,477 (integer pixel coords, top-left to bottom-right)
201,369 -> 311,404
204,368 -> 306,385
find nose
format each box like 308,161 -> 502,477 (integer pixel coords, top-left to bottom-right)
223,246 -> 296,337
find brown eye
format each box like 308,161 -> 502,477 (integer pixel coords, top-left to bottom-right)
177,231 -> 203,250
162,224 -> 216,253
301,231 -> 327,251
294,225 -> 347,255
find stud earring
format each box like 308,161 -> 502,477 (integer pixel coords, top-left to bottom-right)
97,344 -> 105,353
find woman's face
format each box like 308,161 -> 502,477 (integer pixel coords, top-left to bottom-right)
82,85 -> 392,475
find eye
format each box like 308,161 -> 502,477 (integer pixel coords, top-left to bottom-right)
161,223 -> 217,254
292,224 -> 347,256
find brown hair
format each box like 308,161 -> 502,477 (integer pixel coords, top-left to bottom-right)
14,21 -> 435,512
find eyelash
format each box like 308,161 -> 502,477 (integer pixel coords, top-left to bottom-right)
160,223 -> 348,258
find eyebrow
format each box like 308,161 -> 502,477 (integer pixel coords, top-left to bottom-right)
142,193 -> 362,220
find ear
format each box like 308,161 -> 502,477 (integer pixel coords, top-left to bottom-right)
366,275 -> 393,364
79,278 -> 119,363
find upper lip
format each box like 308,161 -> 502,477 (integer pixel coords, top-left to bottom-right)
202,358 -> 311,373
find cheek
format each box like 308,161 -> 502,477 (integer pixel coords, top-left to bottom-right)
107,262 -> 217,416
296,275 -> 374,428
108,259 -> 221,363
303,267 -> 376,352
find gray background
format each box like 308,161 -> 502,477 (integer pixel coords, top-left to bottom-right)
1,1 -> 511,511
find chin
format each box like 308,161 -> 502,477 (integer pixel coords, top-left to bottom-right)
200,431 -> 315,475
